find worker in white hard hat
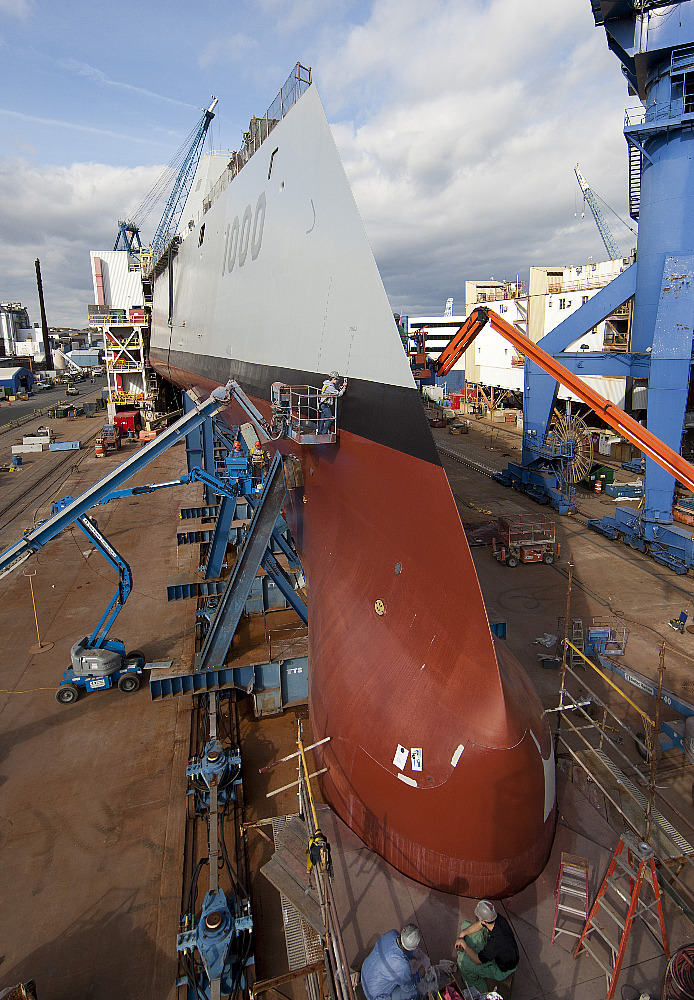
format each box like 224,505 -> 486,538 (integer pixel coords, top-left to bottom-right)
360,924 -> 426,1000
454,900 -> 519,994
318,371 -> 347,435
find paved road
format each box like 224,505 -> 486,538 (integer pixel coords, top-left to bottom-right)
0,375 -> 107,428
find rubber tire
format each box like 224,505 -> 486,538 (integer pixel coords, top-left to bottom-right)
118,673 -> 140,693
635,732 -> 649,762
507,556 -> 519,568
543,552 -> 555,565
56,684 -> 78,704
126,650 -> 145,665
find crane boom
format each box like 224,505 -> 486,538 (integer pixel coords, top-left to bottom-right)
575,163 -> 620,261
150,97 -> 218,263
434,305 -> 694,495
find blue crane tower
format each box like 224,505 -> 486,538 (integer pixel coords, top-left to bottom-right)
509,0 -> 694,570
574,163 -> 622,260
113,97 -> 218,267
150,96 -> 218,263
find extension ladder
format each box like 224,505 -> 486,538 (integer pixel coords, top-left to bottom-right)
573,832 -> 669,999
551,853 -> 590,944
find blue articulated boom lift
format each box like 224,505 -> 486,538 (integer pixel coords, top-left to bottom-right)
0,380 -> 311,703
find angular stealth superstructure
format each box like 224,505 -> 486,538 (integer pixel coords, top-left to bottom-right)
149,76 -> 555,896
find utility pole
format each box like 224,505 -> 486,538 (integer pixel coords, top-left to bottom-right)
34,258 -> 53,369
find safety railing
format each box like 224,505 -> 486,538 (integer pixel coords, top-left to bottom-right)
624,96 -> 693,129
262,723 -> 355,1000
203,63 -> 312,217
553,638 -> 694,920
272,383 -> 337,444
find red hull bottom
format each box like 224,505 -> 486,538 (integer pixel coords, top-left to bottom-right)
155,365 -> 556,897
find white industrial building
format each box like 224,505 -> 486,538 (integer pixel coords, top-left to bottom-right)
0,303 -> 45,361
407,256 -> 634,405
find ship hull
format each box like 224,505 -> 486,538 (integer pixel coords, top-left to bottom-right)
149,79 -> 556,896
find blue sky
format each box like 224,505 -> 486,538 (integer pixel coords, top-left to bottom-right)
1,0 -> 633,328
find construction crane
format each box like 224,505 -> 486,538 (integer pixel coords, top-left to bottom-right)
574,163 -> 635,261
434,305 -> 694,496
114,97 -> 218,266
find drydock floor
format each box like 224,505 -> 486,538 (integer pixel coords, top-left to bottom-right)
1,404 -> 694,999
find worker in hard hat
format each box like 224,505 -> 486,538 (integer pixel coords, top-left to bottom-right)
360,924 -> 425,1000
454,900 -> 519,994
251,440 -> 266,482
318,371 -> 347,434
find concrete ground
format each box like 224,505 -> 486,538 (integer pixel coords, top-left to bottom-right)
0,409 -> 200,999
2,406 -> 694,999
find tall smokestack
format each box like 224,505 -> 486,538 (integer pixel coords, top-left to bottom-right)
34,258 -> 53,369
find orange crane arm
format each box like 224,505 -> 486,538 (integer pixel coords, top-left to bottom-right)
434,310 -> 491,376
439,305 -> 694,496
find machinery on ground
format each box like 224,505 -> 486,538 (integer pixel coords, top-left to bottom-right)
493,514 -> 559,567
178,692 -> 254,999
95,424 -> 122,456
434,305 -> 694,511
0,381 -> 311,704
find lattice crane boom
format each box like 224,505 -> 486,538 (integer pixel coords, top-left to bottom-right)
150,96 -> 218,261
575,163 -> 621,261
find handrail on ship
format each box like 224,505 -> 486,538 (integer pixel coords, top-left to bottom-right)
149,63 -> 312,277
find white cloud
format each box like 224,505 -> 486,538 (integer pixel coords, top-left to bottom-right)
199,33 -> 258,70
54,59 -> 200,111
254,0 -> 347,33
313,0 -> 631,314
0,160 -> 163,327
0,107 -> 171,146
0,0 -> 635,327
0,0 -> 31,17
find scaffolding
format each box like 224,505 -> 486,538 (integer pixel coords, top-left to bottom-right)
553,637 -> 694,922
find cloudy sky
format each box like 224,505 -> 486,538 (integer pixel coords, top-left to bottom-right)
0,0 -> 636,328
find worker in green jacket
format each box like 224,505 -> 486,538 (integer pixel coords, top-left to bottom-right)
455,900 -> 519,994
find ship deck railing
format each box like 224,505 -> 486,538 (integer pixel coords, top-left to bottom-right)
280,385 -> 337,445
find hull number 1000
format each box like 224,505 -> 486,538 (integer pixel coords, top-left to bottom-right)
222,191 -> 266,276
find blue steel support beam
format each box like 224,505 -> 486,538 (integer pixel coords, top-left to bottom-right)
641,254 -> 694,525
184,391 -> 204,475
203,493 -> 238,579
202,409 -> 215,505
261,549 -> 308,625
523,265 -> 638,460
197,452 -> 287,671
0,393 -> 225,579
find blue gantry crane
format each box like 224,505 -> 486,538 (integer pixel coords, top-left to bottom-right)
492,1 -> 694,570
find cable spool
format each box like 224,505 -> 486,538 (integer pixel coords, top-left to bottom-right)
662,942 -> 694,998
552,412 -> 594,484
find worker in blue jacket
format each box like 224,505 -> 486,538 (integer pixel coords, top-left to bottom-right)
360,925 -> 424,1000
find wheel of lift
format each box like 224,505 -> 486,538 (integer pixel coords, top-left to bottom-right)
543,552 -> 555,565
506,555 -> 519,568
55,684 -> 78,704
634,731 -> 649,762
126,650 -> 145,665
118,673 -> 140,693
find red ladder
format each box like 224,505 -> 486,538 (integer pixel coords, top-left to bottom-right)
573,832 -> 669,999
551,853 -> 590,944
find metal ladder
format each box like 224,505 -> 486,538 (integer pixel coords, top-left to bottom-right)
570,619 -> 584,668
552,853 -> 590,945
573,832 -> 669,999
